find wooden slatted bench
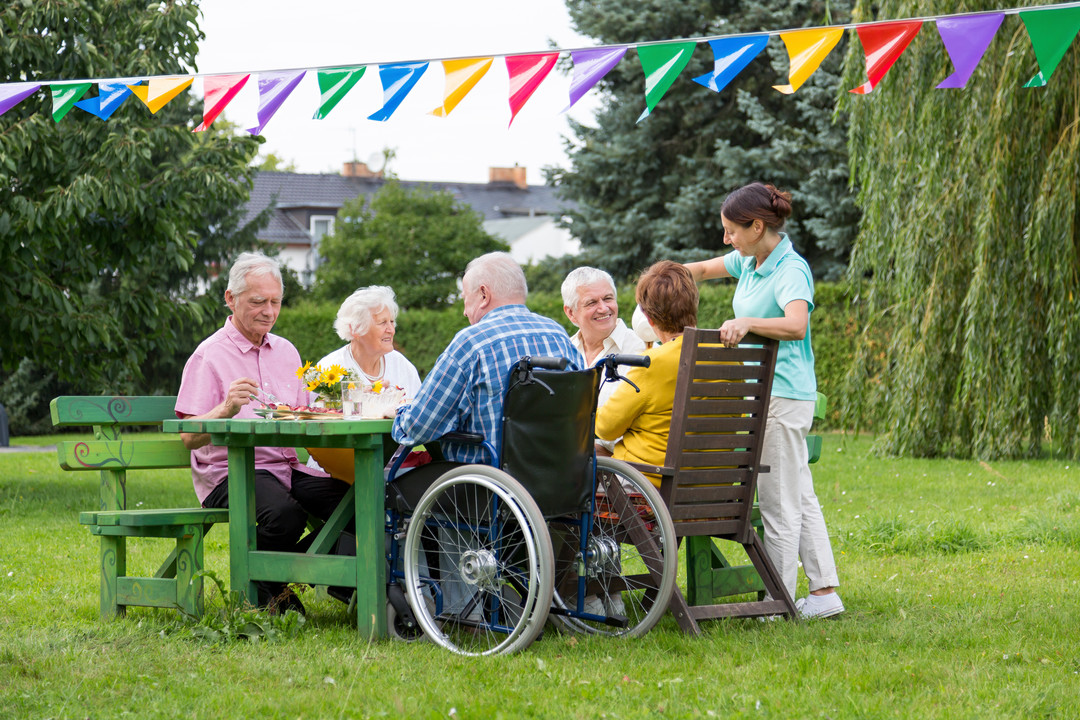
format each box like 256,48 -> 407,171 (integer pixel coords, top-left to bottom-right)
683,391 -> 828,606
51,395 -> 226,619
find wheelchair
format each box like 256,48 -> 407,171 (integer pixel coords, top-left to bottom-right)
381,354 -> 678,655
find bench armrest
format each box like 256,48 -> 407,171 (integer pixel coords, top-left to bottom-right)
621,461 -> 676,477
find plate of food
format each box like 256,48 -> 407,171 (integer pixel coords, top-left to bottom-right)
253,405 -> 345,420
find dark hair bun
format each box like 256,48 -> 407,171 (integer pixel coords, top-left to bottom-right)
720,182 -> 793,231
764,184 -> 793,221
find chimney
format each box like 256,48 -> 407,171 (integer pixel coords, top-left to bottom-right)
343,161 -> 383,179
489,165 -> 527,190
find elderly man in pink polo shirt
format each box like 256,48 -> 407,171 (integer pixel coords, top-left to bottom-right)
175,252 -> 349,614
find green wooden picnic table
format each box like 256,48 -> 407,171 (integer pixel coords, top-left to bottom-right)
162,416 -> 393,639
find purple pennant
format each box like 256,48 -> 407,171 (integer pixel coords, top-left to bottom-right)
0,82 -> 42,118
247,71 -> 306,135
565,46 -> 628,111
936,13 -> 1004,89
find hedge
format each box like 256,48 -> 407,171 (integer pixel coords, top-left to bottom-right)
275,280 -> 875,431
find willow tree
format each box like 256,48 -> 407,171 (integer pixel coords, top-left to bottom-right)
840,0 -> 1080,459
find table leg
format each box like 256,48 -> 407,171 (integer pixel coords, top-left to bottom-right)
354,441 -> 387,639
228,445 -> 258,605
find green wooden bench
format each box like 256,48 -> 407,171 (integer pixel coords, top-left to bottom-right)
51,395 -> 227,619
683,392 -> 827,605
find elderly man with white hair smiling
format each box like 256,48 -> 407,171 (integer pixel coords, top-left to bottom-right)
562,267 -> 646,367
561,267 -> 646,455
562,266 -> 645,388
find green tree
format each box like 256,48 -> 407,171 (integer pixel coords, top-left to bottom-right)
840,0 -> 1080,459
256,152 -> 298,173
312,181 -> 508,308
521,253 -> 581,295
0,1 -> 264,393
550,0 -> 857,282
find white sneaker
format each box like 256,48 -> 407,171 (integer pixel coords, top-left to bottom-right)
795,592 -> 845,619
583,592 -> 625,618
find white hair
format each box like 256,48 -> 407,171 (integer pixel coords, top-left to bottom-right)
561,266 -> 617,310
333,286 -> 399,341
463,252 -> 527,301
225,252 -> 283,298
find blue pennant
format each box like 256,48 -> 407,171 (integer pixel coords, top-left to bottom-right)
693,35 -> 769,95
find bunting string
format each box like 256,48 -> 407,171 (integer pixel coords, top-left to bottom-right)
2,1 -> 1078,132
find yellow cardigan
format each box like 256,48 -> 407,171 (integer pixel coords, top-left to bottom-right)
595,335 -> 682,473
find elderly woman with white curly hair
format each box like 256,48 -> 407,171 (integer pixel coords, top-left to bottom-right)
315,285 -> 421,398
307,286 -> 421,478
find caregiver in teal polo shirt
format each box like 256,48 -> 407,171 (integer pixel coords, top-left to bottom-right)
685,182 -> 844,621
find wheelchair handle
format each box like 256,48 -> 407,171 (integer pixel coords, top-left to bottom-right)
523,355 -> 569,371
607,354 -> 650,369
595,353 -> 649,393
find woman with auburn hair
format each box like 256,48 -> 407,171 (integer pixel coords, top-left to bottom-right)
595,260 -> 697,479
685,181 -> 843,620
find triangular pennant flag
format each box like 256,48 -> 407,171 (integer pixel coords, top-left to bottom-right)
369,62 -> 428,122
1020,6 -> 1080,88
194,74 -> 249,132
565,46 -> 627,111
127,77 -> 193,114
693,35 -> 769,94
936,14 -> 1004,89
849,21 -> 922,94
506,52 -> 559,126
50,82 -> 92,121
0,83 -> 42,118
773,27 -> 845,94
74,82 -> 132,120
636,41 -> 696,122
314,66 -> 367,120
248,71 -> 305,135
430,57 -> 493,118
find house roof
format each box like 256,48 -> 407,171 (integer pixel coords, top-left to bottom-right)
243,171 -> 572,244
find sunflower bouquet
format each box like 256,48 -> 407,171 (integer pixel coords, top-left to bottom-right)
296,362 -> 358,408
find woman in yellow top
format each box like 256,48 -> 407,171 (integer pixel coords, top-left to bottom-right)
595,260 -> 698,483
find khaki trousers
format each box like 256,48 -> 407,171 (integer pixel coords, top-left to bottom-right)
757,396 -> 840,600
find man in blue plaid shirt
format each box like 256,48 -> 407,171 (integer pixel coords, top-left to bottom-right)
388,252 -> 583,616
390,252 -> 583,491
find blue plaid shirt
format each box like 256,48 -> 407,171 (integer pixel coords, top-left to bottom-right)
392,304 -> 584,464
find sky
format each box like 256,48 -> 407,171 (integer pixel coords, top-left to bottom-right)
195,0 -> 602,184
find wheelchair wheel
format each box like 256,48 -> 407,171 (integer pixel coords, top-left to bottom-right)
386,601 -> 426,642
550,457 -> 676,637
402,465 -> 554,655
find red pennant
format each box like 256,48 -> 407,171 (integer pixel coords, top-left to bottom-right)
194,74 -> 249,132
850,21 -> 923,94
506,52 -> 559,126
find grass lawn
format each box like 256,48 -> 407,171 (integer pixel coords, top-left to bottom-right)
1,432 -> 1077,719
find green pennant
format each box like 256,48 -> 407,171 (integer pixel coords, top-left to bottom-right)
313,66 -> 367,120
1020,7 -> 1080,88
50,82 -> 92,121
637,42 -> 697,122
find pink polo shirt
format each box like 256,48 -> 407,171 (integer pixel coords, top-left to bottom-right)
175,317 -> 328,504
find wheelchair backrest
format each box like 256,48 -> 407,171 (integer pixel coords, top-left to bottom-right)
500,365 -> 601,517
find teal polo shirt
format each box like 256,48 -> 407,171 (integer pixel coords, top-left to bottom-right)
723,234 -> 817,401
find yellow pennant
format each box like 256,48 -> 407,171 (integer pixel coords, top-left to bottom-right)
430,58 -> 493,117
127,77 -> 194,114
773,27 -> 844,94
